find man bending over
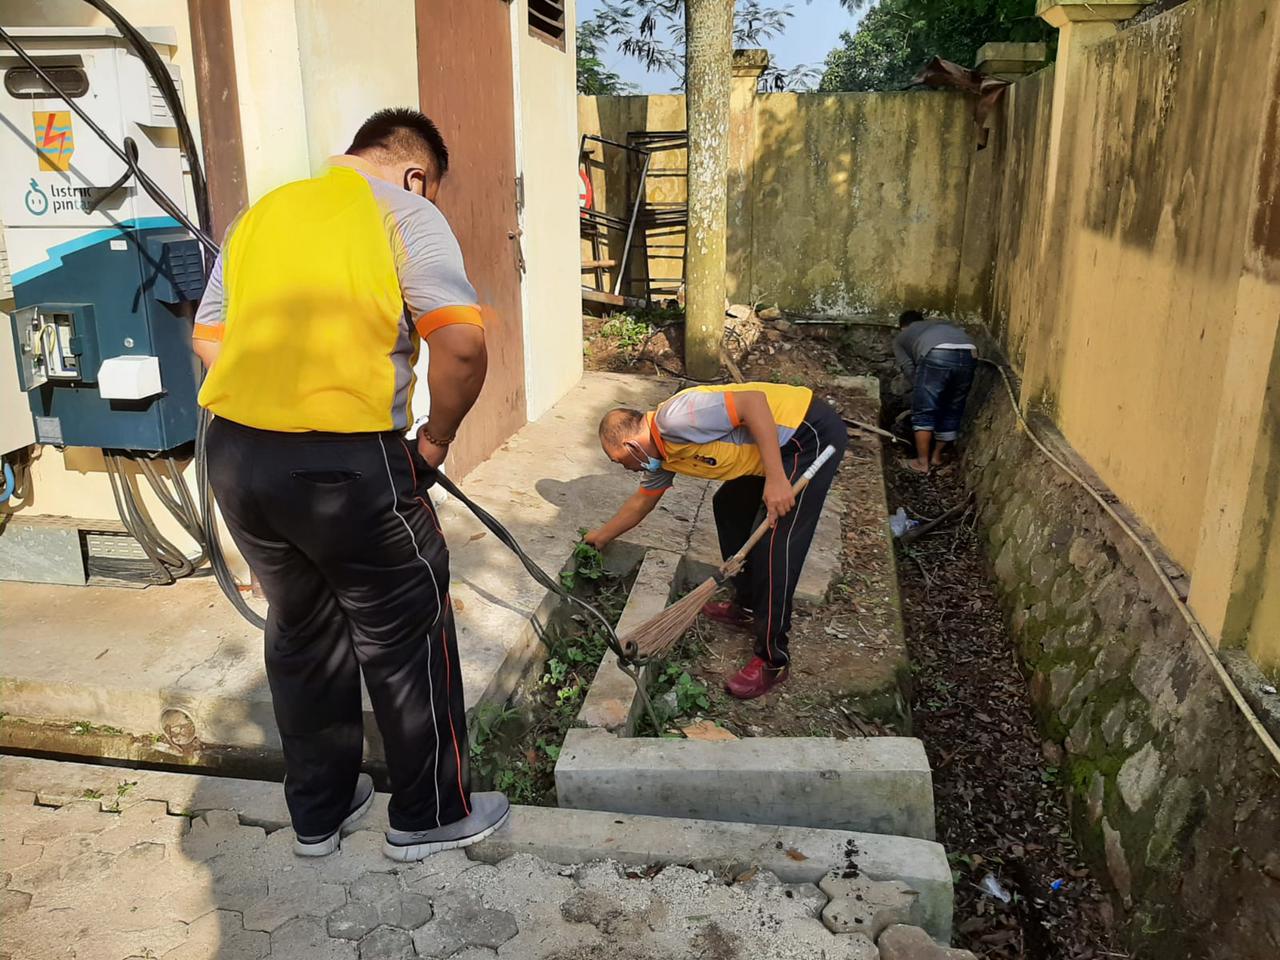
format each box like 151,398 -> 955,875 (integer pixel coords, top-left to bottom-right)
586,383 -> 847,700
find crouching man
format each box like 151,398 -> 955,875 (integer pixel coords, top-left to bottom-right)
586,383 -> 847,699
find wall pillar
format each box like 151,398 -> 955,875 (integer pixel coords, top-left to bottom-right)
727,49 -> 766,305
974,42 -> 1048,81
1189,17 -> 1280,667
1020,0 -> 1150,405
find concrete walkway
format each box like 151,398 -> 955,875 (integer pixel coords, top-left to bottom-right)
0,756 -> 957,960
0,373 -> 841,765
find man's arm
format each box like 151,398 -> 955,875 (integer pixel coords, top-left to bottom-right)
418,323 -> 487,466
733,390 -> 795,524
191,250 -> 227,370
585,489 -> 662,549
893,331 -> 916,384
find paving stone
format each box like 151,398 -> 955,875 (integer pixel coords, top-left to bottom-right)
349,872 -> 401,904
308,830 -> 392,884
819,873 -> 920,939
162,909 -> 270,960
19,799 -> 113,842
242,869 -> 348,932
0,888 -> 32,917
0,836 -> 44,877
451,950 -> 499,960
95,799 -> 190,853
358,925 -> 416,960
878,923 -> 978,959
184,809 -> 267,862
327,901 -> 382,941
412,890 -> 519,957
403,849 -> 477,894
270,917 -> 358,960
201,847 -> 271,912
378,891 -> 434,930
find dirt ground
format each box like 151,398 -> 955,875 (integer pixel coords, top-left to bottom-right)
586,313 -> 1123,959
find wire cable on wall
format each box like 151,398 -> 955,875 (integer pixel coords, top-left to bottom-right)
979,357 -> 1280,772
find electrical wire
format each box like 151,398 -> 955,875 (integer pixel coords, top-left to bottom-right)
979,357 -> 1280,771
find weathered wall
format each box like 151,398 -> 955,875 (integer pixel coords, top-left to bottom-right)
965,377 -> 1280,960
750,91 -> 976,316
985,0 -> 1280,670
517,0 -> 584,420
579,88 -> 979,315
989,0 -> 1278,568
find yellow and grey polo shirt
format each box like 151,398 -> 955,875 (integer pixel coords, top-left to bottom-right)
640,382 -> 814,495
193,156 -> 482,433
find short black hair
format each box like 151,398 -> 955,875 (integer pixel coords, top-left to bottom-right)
347,108 -> 449,181
899,309 -> 925,329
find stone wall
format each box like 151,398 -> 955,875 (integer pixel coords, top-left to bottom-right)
962,373 -> 1280,959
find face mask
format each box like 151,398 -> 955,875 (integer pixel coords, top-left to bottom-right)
626,442 -> 661,473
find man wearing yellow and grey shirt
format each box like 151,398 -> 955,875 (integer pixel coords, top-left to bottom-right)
192,109 -> 507,863
588,383 -> 847,699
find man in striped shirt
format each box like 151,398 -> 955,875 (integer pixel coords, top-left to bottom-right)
587,383 -> 847,699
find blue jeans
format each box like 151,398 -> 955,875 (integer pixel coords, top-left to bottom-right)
911,349 -> 975,442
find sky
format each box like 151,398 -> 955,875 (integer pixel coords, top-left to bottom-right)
577,0 -> 870,92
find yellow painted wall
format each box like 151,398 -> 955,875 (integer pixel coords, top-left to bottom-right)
517,0 -> 584,419
988,0 -> 1280,667
751,91 -> 975,316
579,88 -> 977,314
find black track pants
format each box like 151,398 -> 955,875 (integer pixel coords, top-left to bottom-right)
712,398 -> 847,668
206,418 -> 471,835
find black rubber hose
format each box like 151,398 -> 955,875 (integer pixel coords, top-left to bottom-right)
430,471 -> 638,665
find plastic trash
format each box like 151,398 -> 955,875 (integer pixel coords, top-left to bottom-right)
1049,879 -> 1066,893
979,874 -> 1012,903
1263,684 -> 1277,696
889,508 -> 920,538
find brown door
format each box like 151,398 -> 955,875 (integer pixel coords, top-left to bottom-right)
416,0 -> 526,478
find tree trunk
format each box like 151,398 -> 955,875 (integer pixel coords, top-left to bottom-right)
683,0 -> 734,380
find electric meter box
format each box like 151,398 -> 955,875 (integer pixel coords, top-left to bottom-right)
0,26 -> 203,452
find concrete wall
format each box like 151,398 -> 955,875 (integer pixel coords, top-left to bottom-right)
516,0 -> 584,420
579,86 -> 979,316
984,0 -> 1280,670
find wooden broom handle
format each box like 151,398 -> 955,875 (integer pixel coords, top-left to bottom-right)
719,445 -> 838,577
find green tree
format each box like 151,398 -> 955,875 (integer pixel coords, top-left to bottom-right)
578,19 -> 637,94
584,0 -> 815,91
820,0 -> 1052,92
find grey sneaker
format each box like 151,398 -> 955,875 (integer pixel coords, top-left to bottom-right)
383,791 -> 511,862
293,773 -> 376,857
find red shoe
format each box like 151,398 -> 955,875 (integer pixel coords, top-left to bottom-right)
724,656 -> 789,700
701,600 -> 754,631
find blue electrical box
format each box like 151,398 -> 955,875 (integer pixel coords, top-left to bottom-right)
10,225 -> 204,452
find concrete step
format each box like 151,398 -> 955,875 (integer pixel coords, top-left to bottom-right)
471,803 -> 953,943
556,726 -> 936,840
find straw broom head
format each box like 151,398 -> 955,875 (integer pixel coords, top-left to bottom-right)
623,575 -> 721,659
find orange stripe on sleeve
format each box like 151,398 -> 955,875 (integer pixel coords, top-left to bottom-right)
723,390 -> 741,427
638,486 -> 668,497
415,305 -> 484,339
192,323 -> 224,342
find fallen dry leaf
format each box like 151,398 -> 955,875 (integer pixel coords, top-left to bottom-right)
469,531 -> 486,542
734,866 -> 758,884
784,848 -> 808,862
680,720 -> 739,742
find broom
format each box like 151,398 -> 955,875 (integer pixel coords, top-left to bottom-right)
622,444 -> 839,659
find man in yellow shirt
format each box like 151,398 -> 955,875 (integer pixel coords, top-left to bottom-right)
193,109 -> 506,862
587,383 -> 846,699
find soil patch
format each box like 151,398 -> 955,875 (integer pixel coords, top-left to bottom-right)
888,455 -> 1123,960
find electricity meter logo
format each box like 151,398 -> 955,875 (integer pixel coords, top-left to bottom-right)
33,111 -> 75,171
24,179 -> 49,216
